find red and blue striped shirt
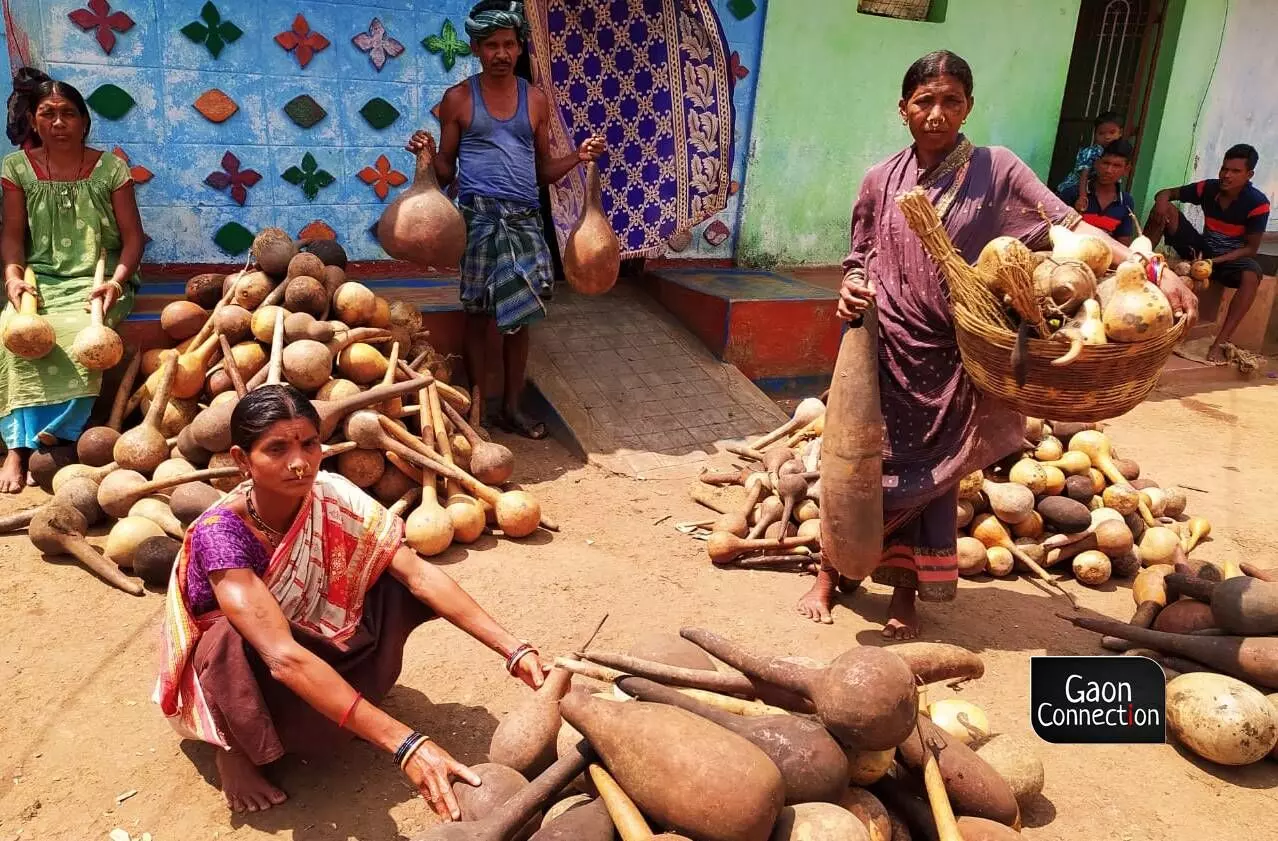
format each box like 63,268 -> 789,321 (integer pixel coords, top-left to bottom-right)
1176,179 -> 1270,254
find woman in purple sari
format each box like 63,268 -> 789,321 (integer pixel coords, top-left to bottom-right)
798,51 -> 1197,636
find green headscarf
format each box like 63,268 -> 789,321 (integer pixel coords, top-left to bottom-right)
465,2 -> 530,41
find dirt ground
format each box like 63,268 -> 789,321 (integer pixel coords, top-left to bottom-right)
1,377 -> 1277,841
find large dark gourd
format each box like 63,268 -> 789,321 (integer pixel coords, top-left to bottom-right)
1069,614 -> 1278,689
488,666 -> 573,777
377,148 -> 466,269
562,162 -> 620,295
680,628 -> 917,750
896,715 -> 1020,827
558,690 -> 783,841
615,676 -> 849,804
820,301 -> 883,579
527,796 -> 614,841
78,349 -> 143,466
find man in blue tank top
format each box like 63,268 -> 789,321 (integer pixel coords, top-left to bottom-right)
407,1 -> 604,438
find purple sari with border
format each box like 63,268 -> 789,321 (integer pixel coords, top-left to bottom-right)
843,138 -> 1079,599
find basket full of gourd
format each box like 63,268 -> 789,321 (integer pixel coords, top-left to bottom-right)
896,188 -> 1190,423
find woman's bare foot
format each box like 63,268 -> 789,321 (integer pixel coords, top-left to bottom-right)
215,749 -> 288,813
796,565 -> 839,624
0,449 -> 26,494
882,587 -> 919,640
1206,344 -> 1228,364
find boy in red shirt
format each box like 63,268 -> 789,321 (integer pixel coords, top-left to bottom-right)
1146,144 -> 1270,362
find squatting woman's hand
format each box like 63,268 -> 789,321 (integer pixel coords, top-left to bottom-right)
511,651 -> 545,690
402,738 -> 481,821
837,270 -> 876,321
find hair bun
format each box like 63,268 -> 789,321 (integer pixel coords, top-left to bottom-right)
12,67 -> 52,95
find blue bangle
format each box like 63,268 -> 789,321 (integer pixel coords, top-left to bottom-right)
394,731 -> 424,766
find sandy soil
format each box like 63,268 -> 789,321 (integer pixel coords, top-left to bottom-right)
1,378 -> 1276,841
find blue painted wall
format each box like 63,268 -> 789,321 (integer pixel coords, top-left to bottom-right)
6,0 -> 767,267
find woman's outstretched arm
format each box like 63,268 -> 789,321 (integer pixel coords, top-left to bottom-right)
210,566 -> 480,820
388,545 -> 545,688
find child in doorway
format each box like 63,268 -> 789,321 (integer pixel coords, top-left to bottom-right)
1058,139 -> 1137,246
1056,111 -> 1124,204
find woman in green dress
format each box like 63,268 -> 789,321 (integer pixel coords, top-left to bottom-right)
1,69 -> 144,492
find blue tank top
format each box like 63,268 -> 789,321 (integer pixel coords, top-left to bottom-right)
456,76 -> 540,207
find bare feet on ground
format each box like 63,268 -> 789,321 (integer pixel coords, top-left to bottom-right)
796,565 -> 838,624
1206,344 -> 1228,364
882,586 -> 919,639
215,749 -> 288,813
0,449 -> 25,494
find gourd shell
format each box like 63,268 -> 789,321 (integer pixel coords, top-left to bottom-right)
1167,673 -> 1278,765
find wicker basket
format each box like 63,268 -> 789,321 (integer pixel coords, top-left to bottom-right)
896,188 -> 1188,422
857,0 -> 931,21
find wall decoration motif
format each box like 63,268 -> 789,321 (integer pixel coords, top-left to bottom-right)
281,152 -> 334,202
282,94 -> 327,129
213,221 -> 253,255
67,0 -> 134,55
8,0 -> 759,266
85,83 -> 135,120
352,18 -> 404,72
112,147 -> 153,185
727,0 -> 758,19
275,14 -> 329,69
357,154 -> 407,201
180,2 -> 243,60
299,220 -> 336,241
204,152 -> 260,206
422,20 -> 469,72
359,97 -> 400,131
193,89 -> 239,123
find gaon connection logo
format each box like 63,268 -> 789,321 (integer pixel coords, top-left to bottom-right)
1030,656 -> 1166,744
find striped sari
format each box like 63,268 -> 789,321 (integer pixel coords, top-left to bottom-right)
153,471 -> 404,748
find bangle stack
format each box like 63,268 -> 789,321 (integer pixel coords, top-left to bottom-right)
505,641 -> 538,676
395,731 -> 430,769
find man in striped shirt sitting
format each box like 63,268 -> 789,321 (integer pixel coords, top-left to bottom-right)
1146,144 -> 1270,363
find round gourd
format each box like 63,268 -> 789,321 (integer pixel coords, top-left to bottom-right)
986,546 -> 1014,577
972,734 -> 1045,804
1071,550 -> 1111,586
160,301 -> 207,342
1167,673 -> 1278,765
185,272 -> 226,308
927,699 -> 990,745
837,788 -> 890,841
1037,496 -> 1091,533
230,270 -> 274,309
283,275 -> 329,318
300,238 -> 348,268
287,252 -> 325,281
252,228 -> 297,277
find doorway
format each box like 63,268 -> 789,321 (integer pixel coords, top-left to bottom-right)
1048,0 -> 1169,191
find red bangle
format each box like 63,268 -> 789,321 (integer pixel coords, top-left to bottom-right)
339,693 -> 363,729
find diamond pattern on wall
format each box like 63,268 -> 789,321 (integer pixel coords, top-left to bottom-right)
283,95 -> 327,129
352,18 -> 404,72
68,0 -> 135,55
86,84 -> 135,120
112,147 -> 153,184
359,98 -> 401,131
181,2 -> 243,59
299,220 -> 337,241
281,152 -> 335,202
727,0 -> 757,19
193,89 -> 239,123
205,152 -> 262,206
357,154 -> 407,201
213,222 -> 254,255
275,14 -> 329,69
422,20 -> 470,72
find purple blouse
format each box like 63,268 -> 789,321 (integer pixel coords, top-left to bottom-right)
185,505 -> 271,615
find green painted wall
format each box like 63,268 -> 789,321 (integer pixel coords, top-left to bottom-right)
1132,0 -> 1230,214
737,0 -> 1081,267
